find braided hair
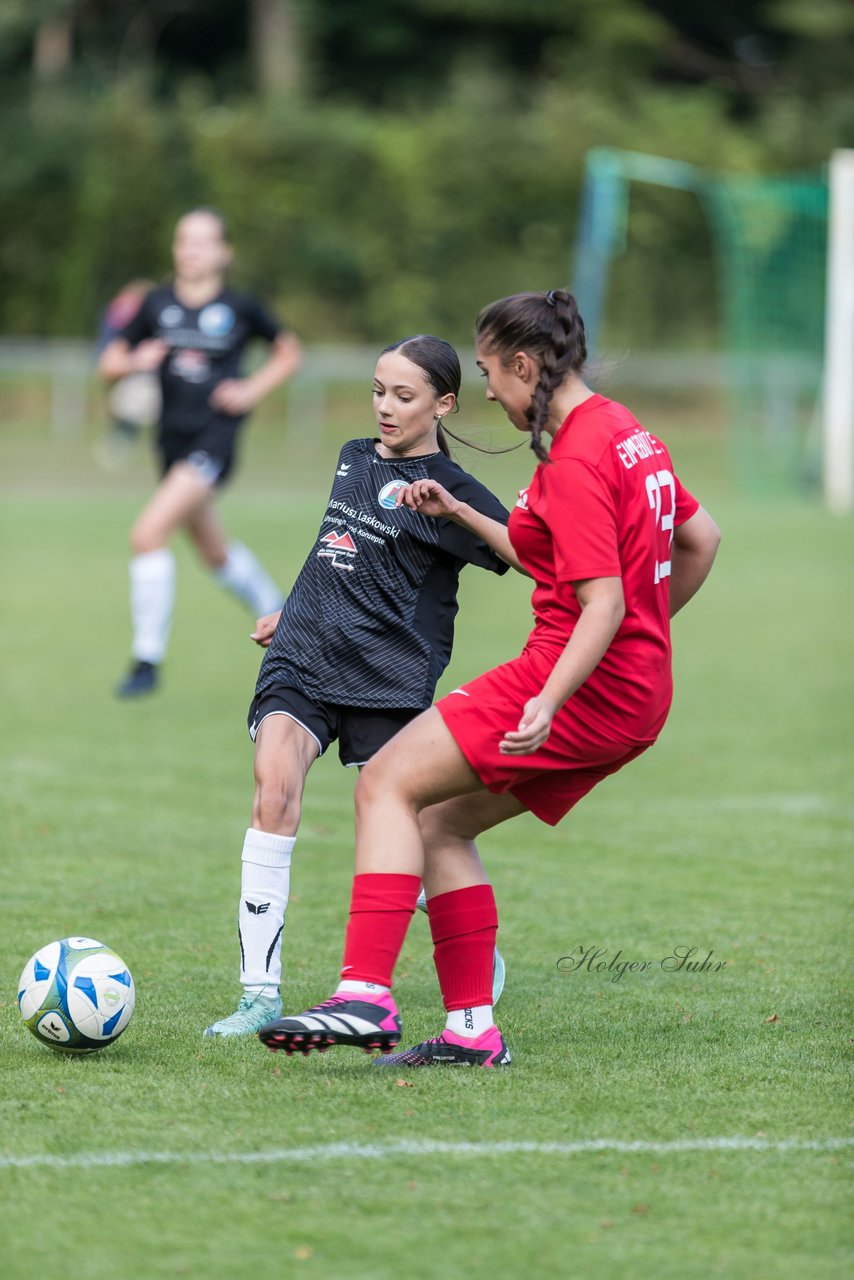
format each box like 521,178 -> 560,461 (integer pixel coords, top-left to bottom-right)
475,289 -> 587,463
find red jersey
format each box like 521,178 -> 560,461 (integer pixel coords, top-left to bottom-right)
507,394 -> 699,743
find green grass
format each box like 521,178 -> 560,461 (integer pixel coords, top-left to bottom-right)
0,386 -> 852,1279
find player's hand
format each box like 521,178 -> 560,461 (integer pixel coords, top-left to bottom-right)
210,379 -> 259,415
133,339 -> 169,372
396,479 -> 461,520
499,695 -> 556,755
250,610 -> 282,647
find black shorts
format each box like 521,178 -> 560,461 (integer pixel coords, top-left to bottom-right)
247,685 -> 421,767
157,424 -> 239,488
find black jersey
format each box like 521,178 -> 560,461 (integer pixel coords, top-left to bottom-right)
120,285 -> 283,435
256,439 -> 510,710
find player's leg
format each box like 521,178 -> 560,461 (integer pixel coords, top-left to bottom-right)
117,462 -> 215,697
415,807 -> 508,1005
185,499 -> 283,618
204,707 -> 323,1037
373,789 -> 523,1068
259,708 -> 514,1058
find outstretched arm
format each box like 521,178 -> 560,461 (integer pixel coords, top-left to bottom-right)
398,478 -> 529,575
669,506 -> 721,617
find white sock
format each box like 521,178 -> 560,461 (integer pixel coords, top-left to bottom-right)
335,980 -> 391,997
215,541 -> 283,617
445,1005 -> 494,1038
130,549 -> 175,663
238,828 -> 295,992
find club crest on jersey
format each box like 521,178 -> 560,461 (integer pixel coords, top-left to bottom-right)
317,528 -> 358,571
159,304 -> 184,327
515,488 -> 529,509
378,480 -> 408,509
198,303 -> 235,336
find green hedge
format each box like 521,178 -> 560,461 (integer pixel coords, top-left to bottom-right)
0,69 -> 823,346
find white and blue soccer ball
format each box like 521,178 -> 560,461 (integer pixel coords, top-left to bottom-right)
17,937 -> 135,1054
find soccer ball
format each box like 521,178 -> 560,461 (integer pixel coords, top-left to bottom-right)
17,937 -> 135,1054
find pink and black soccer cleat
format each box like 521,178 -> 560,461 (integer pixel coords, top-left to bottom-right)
258,993 -> 401,1057
371,1025 -> 511,1069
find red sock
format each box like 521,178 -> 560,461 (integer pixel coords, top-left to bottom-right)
428,884 -> 498,1011
340,873 -> 421,987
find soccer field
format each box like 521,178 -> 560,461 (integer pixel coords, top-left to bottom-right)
1,386 -> 852,1278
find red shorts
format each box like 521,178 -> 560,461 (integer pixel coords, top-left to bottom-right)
436,647 -> 653,826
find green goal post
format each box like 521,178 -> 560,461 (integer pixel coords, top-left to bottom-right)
571,147 -> 851,509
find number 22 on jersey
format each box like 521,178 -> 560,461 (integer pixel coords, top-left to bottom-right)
646,469 -> 675,584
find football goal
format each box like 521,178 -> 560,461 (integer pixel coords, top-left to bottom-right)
572,147 -> 853,511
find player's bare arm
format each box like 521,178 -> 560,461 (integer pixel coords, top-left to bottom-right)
98,337 -> 169,381
669,506 -> 721,617
210,332 -> 303,415
398,478 -> 528,575
250,609 -> 282,647
499,576 -> 625,755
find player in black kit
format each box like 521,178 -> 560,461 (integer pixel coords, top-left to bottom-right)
98,208 -> 302,697
204,335 -> 521,1037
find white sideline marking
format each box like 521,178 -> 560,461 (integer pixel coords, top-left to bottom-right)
1,1136 -> 851,1171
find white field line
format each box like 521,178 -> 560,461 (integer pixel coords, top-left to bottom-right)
1,1136 -> 851,1171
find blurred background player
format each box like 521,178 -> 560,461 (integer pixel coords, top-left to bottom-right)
204,335 -> 515,1037
258,289 -> 721,1068
93,279 -> 161,472
98,207 -> 303,697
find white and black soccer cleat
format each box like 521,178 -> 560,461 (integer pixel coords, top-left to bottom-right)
258,992 -> 402,1057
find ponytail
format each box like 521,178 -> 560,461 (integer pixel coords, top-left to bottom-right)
475,289 -> 587,463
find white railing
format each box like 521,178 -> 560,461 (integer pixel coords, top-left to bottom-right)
0,339 -> 728,437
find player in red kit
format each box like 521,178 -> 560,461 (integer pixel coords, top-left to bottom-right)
259,289 -> 721,1068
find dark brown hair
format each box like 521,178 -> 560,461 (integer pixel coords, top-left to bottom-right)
475,289 -> 587,463
381,335 -> 461,458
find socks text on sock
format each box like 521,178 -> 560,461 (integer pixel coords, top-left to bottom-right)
336,980 -> 391,997
445,1005 -> 495,1038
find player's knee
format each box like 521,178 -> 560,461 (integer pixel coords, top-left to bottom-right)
419,802 -> 474,846
252,774 -> 302,834
129,520 -> 161,556
355,755 -> 412,817
418,806 -> 452,846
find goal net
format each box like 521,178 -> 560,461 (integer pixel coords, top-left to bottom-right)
572,148 -> 834,499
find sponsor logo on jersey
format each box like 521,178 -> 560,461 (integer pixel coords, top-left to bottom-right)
159,304 -> 184,327
378,479 -> 408,509
515,488 -> 529,509
198,303 -> 235,336
328,498 -> 401,539
336,462 -> 351,476
172,348 -> 211,383
317,528 -> 358,571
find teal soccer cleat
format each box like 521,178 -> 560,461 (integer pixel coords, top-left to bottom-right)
204,991 -> 282,1038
